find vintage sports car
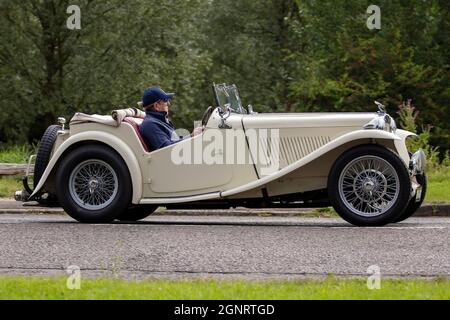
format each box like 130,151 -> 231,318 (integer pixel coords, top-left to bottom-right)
15,83 -> 426,226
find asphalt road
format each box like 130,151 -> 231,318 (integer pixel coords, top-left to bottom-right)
0,213 -> 448,279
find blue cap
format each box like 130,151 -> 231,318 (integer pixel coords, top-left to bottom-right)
142,86 -> 175,107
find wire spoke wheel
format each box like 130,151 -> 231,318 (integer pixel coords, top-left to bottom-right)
69,159 -> 118,210
338,156 -> 400,217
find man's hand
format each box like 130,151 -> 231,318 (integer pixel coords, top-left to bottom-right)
191,126 -> 204,137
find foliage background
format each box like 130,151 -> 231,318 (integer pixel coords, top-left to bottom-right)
0,0 -> 448,153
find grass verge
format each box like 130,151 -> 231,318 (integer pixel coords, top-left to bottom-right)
0,145 -> 36,163
1,174 -> 449,203
426,170 -> 450,203
0,276 -> 448,300
0,176 -> 22,199
0,144 -> 449,202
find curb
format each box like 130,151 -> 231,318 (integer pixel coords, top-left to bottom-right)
0,200 -> 449,217
414,204 -> 450,217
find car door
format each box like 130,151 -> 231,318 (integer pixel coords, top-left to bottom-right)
142,110 -> 259,198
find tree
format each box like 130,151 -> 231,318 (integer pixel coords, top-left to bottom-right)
290,0 -> 449,151
0,0 -> 209,143
0,0 -> 448,152
201,0 -> 304,112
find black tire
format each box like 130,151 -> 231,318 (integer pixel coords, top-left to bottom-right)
328,145 -> 411,226
117,205 -> 158,221
393,173 -> 427,223
55,144 -> 132,223
34,125 -> 60,188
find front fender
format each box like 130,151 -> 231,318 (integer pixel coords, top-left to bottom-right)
30,131 -> 142,204
221,129 -> 403,197
393,129 -> 417,165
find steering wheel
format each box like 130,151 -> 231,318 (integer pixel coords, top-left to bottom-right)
201,106 -> 214,127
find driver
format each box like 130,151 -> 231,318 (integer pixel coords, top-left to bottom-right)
139,86 -> 203,151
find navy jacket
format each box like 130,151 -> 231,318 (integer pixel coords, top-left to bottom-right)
139,111 -> 187,150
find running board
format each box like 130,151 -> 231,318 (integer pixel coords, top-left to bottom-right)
139,192 -> 221,204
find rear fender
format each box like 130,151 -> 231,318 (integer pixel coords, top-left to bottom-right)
30,131 -> 142,204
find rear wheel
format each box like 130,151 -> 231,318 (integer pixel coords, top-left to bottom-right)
117,205 -> 158,221
328,145 -> 411,226
56,144 -> 131,223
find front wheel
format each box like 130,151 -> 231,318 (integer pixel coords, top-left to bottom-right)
328,145 -> 411,226
393,173 -> 427,223
56,144 -> 132,223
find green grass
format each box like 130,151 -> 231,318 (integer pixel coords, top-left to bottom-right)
426,169 -> 450,203
0,145 -> 36,163
0,145 -> 34,198
0,176 -> 22,198
0,276 -> 448,300
307,207 -> 339,218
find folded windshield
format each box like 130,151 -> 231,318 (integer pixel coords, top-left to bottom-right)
213,83 -> 247,114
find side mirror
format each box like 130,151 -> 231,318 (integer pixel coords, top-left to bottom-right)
247,104 -> 257,114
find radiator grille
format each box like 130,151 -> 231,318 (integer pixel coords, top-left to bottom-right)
279,136 -> 331,166
257,135 -> 331,170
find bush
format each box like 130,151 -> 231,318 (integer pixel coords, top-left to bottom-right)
397,100 -> 449,174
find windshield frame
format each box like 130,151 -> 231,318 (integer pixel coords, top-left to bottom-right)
212,83 -> 247,114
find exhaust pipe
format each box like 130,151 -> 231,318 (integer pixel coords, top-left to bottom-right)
14,154 -> 36,202
14,190 -> 30,202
